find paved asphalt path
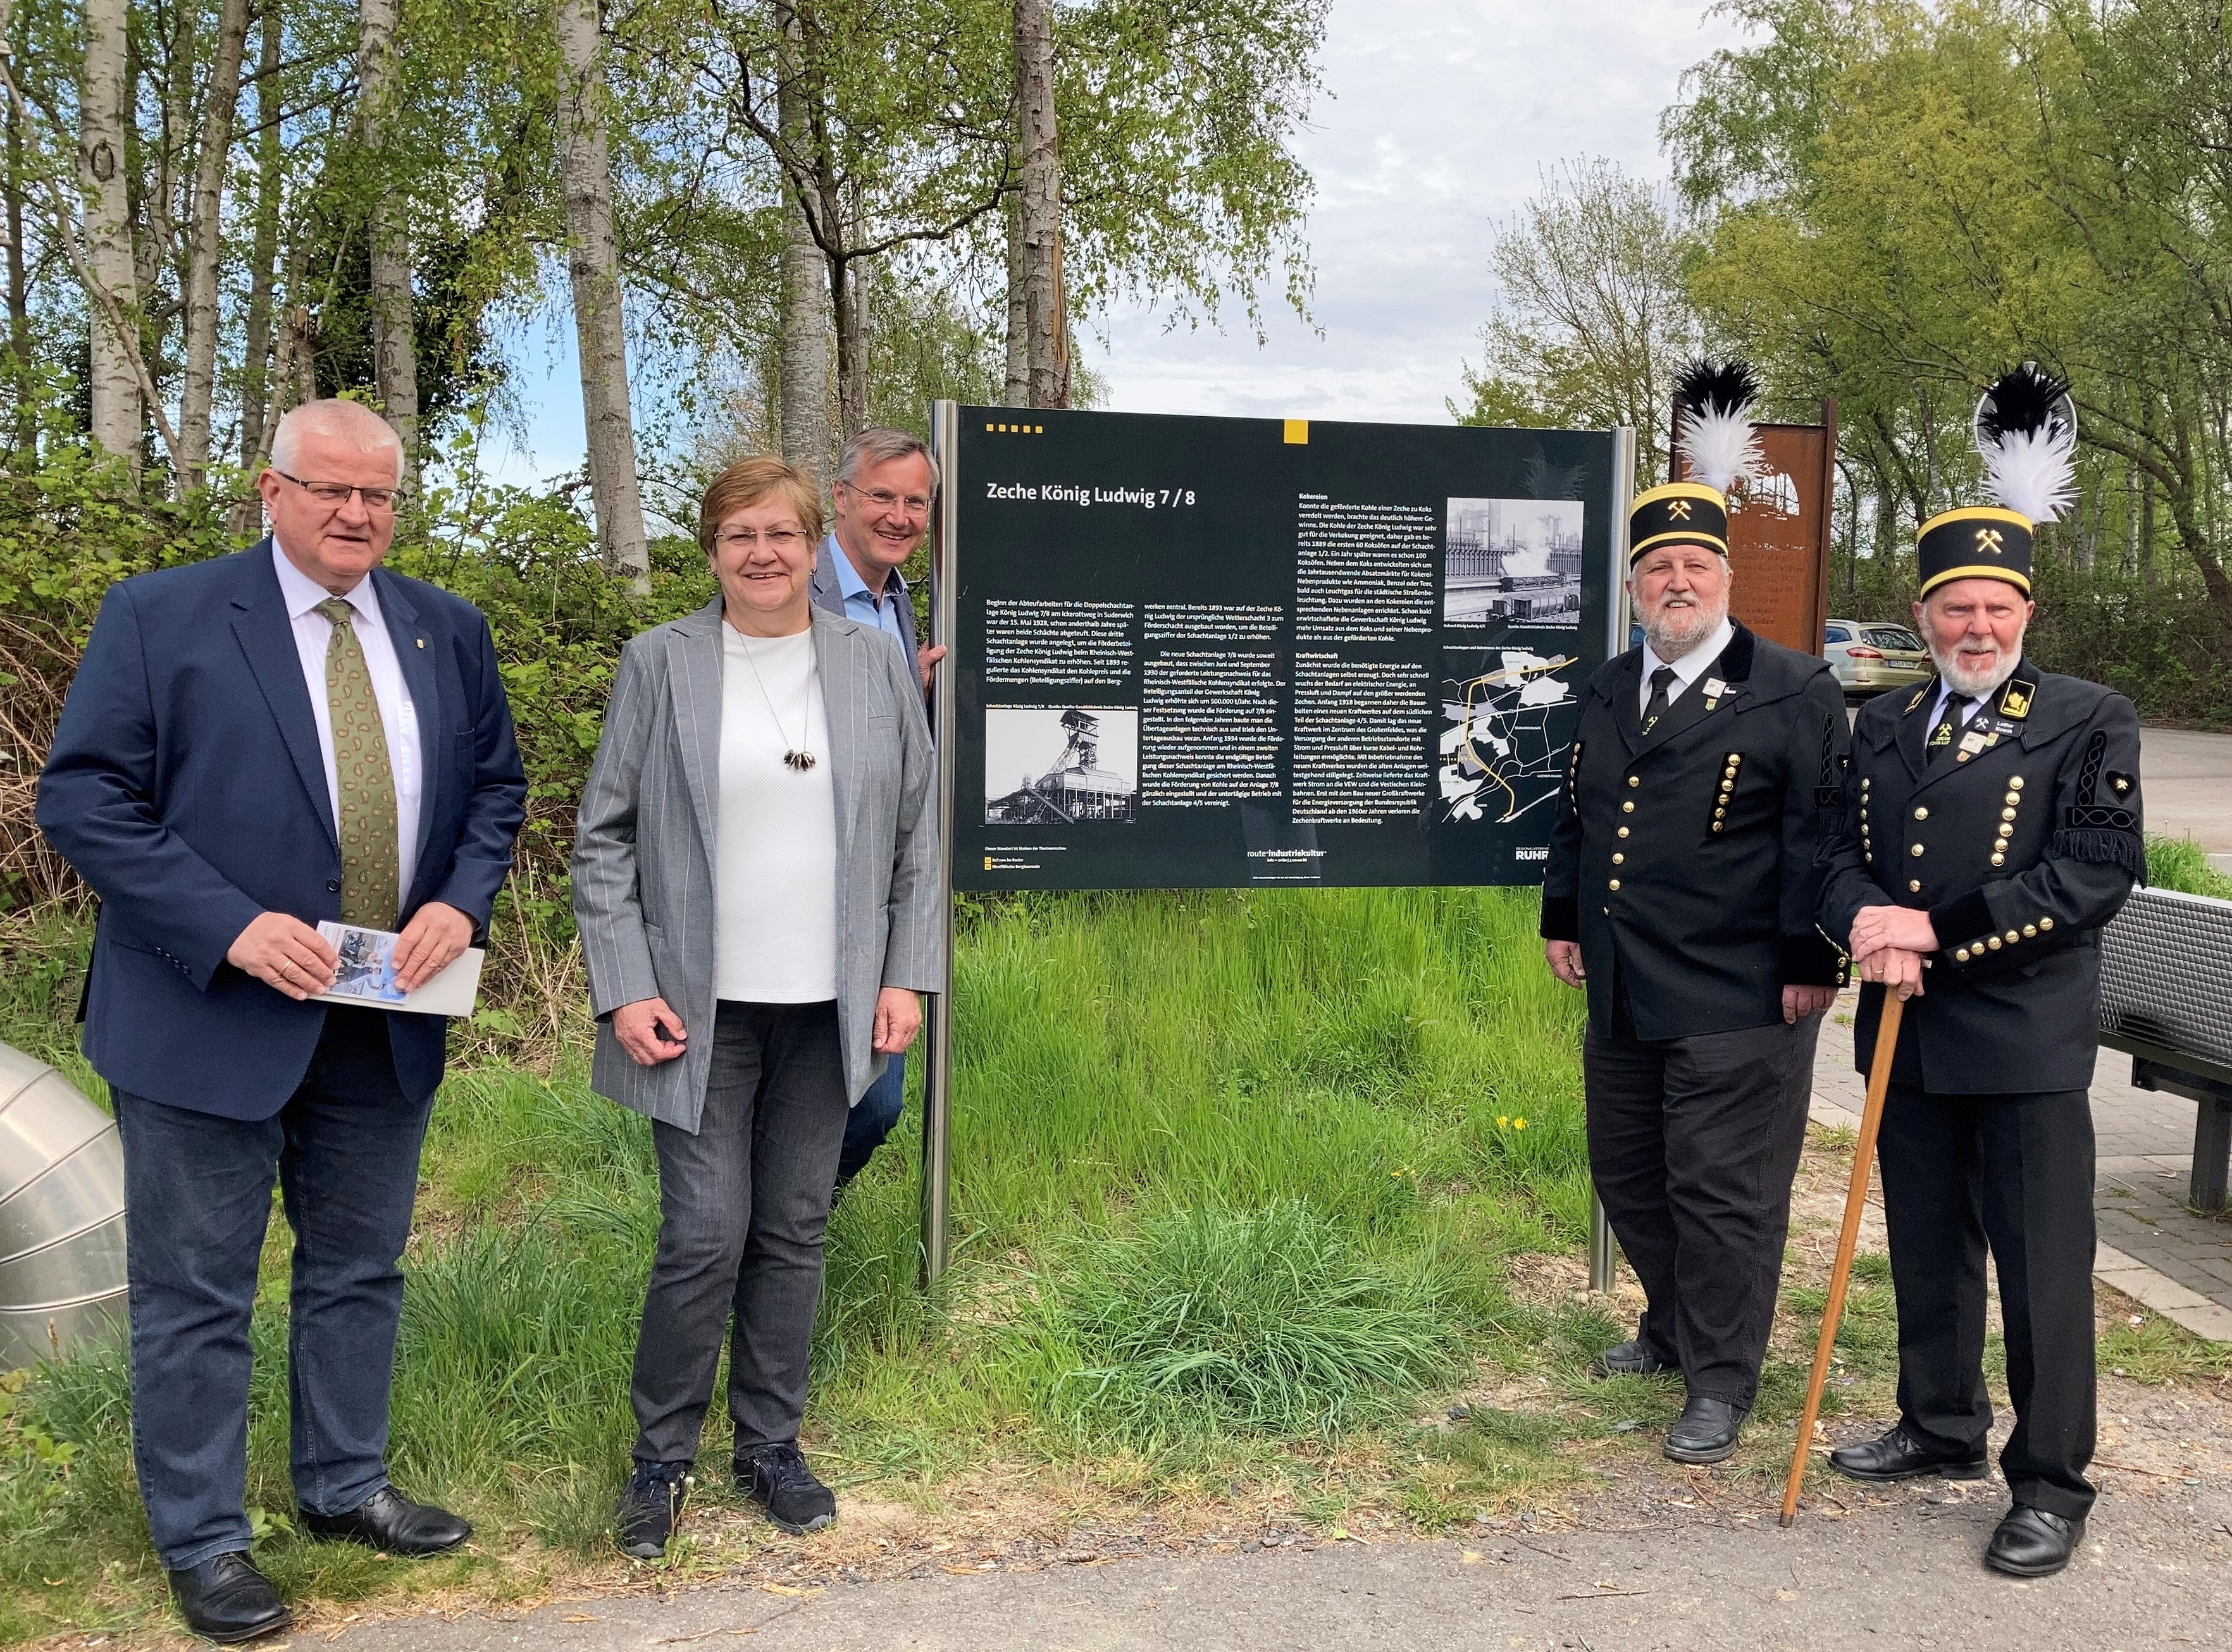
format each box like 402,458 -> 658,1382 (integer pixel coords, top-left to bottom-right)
2139,726 -> 2232,858
344,1480 -> 2228,1652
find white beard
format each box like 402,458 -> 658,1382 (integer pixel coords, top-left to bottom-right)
1640,588 -> 1730,662
1929,625 -> 2026,699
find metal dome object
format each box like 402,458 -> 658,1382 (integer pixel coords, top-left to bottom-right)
0,1042 -> 128,1370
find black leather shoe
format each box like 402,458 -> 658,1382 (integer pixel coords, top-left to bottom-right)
1985,1504 -> 2084,1577
299,1485 -> 472,1556
1827,1423 -> 1989,1484
1590,1338 -> 1677,1378
736,1443 -> 836,1534
167,1552 -> 292,1644
1663,1395 -> 1747,1464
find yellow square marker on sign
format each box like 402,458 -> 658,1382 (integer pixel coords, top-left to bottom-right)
984,856 -> 995,871
1283,419 -> 1309,445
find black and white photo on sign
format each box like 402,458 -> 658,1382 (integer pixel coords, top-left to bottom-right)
984,705 -> 1140,825
1442,497 -> 1584,627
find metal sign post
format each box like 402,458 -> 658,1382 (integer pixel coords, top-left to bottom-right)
920,399 -> 961,1286
1588,424 -> 1635,1296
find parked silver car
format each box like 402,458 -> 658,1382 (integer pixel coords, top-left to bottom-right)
1824,618 -> 1933,698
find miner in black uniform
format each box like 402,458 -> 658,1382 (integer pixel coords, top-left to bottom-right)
1818,366 -> 2142,1579
1541,361 -> 1850,1465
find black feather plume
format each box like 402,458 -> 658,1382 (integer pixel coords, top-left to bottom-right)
1674,358 -> 1763,420
1977,364 -> 2071,444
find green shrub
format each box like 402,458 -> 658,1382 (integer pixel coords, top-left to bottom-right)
2146,835 -> 2232,900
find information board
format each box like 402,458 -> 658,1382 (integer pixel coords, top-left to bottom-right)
936,406 -> 1622,891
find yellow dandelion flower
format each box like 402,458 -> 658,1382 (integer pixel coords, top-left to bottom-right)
1497,1116 -> 1510,1127
1513,1118 -> 1528,1130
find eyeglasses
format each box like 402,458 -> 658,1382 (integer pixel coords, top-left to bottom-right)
274,470 -> 406,510
715,527 -> 809,551
840,480 -> 932,517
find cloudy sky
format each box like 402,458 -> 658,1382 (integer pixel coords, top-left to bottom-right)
490,0 -> 1744,480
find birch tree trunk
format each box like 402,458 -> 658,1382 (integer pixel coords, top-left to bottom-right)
1002,188 -> 1027,406
79,0 -> 141,468
239,0 -> 283,467
179,0 -> 251,489
776,16 -> 830,491
1012,0 -> 1065,409
846,249 -> 871,432
358,0 -> 418,478
555,0 -> 649,591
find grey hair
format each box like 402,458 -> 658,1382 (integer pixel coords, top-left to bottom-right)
271,398 -> 406,484
835,426 -> 941,492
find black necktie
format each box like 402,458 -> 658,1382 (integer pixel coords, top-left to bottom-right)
1642,665 -> 1677,731
1928,693 -> 1973,765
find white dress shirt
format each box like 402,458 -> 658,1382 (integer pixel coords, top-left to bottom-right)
1639,615 -> 1736,717
272,542 -> 423,906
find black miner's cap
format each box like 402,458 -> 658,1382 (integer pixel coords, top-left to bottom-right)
1918,507 -> 2033,598
1628,481 -> 1727,563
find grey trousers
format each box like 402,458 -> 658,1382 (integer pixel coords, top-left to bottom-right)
1583,1011 -> 1819,1409
630,999 -> 850,1465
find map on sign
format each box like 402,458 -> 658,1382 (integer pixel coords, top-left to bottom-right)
1438,651 -> 1578,824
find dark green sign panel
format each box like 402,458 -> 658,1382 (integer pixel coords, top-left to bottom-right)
941,406 -> 1618,890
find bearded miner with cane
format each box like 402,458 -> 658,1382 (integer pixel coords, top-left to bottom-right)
1541,362 -> 1850,1465
1816,365 -> 2144,1578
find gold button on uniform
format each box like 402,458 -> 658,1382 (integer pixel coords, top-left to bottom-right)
1911,843 -> 1925,857
2040,916 -> 2054,930
2023,923 -> 2037,937
1608,879 -> 1621,891
1914,806 -> 1928,820
1956,948 -> 1971,961
2001,807 -> 2018,822
1616,826 -> 1629,838
1909,879 -> 1921,892
1611,853 -> 1624,865
1987,937 -> 2002,950
2006,930 -> 2019,943
1627,775 -> 1640,788
2009,776 -> 2024,790
1622,801 -> 1634,813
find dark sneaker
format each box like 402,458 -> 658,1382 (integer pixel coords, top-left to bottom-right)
736,1443 -> 836,1534
614,1460 -> 692,1559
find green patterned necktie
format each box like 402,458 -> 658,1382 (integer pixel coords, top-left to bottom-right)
317,597 -> 400,927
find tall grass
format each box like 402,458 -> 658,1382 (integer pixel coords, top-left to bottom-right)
1,887 -> 1588,1641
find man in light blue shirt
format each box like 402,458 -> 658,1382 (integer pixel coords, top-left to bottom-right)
809,429 -> 945,1188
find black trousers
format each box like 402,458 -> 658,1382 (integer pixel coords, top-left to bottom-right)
1583,1013 -> 1817,1408
630,1000 -> 851,1465
1876,1084 -> 2097,1519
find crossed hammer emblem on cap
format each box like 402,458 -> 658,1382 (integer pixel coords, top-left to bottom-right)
1667,500 -> 1692,520
1975,526 -> 2006,553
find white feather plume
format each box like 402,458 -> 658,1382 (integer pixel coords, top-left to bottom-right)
1677,403 -> 1763,497
1981,421 -> 2078,524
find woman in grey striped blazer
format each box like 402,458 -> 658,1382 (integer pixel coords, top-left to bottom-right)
572,456 -> 941,1558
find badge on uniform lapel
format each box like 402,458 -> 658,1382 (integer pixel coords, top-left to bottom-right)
1997,678 -> 2035,720
1957,729 -> 1989,759
1702,677 -> 1730,710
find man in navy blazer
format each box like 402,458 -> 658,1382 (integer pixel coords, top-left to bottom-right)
37,400 -> 525,1644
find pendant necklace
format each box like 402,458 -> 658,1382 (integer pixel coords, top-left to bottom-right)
735,629 -> 818,771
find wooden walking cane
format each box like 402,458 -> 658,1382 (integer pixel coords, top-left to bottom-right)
1780,990 -> 1907,1527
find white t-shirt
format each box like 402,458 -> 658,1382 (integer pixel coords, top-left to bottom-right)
714,624 -> 838,1002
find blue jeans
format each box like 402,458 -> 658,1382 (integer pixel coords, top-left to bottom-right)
111,1008 -> 433,1570
834,1048 -> 907,1189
